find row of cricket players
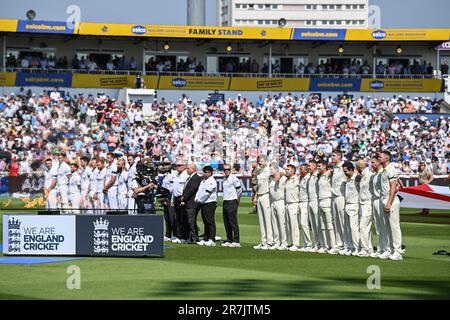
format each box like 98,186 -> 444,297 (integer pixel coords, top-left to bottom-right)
44,152 -> 140,212
253,150 -> 404,261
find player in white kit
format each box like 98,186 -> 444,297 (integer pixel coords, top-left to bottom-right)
116,158 -> 129,210
298,164 -> 313,252
253,155 -> 274,250
317,160 -> 338,254
356,159 -> 375,257
307,160 -> 324,252
80,156 -> 92,212
94,158 -> 107,213
104,152 -> 119,210
379,150 -> 404,261
342,161 -> 361,256
284,165 -> 301,252
43,158 -> 58,209
269,171 -> 288,251
68,162 -> 82,213
56,152 -> 71,212
88,158 -> 98,214
127,154 -> 137,214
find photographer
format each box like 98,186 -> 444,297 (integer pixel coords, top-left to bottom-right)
131,160 -> 158,214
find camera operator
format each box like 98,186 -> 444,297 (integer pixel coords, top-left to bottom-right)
131,160 -> 158,214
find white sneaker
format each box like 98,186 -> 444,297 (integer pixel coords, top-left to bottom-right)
196,240 -> 206,246
389,251 -> 403,261
277,244 -> 288,251
344,249 -> 352,256
327,248 -> 339,255
215,236 -> 222,241
221,242 -> 231,247
261,244 -> 271,250
298,247 -> 307,252
351,250 -> 359,256
204,239 -> 216,247
379,251 -> 391,259
358,250 -> 370,257
338,249 -> 347,255
253,243 -> 265,250
369,251 -> 380,258
318,248 -> 328,254
289,246 -> 299,252
269,244 -> 280,250
308,247 -> 318,253
229,242 -> 241,248
399,248 -> 406,254
164,236 -> 171,242
171,237 -> 181,244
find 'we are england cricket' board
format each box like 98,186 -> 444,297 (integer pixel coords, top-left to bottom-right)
3,215 -> 164,257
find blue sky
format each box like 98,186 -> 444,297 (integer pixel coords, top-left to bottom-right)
1,0 -> 449,28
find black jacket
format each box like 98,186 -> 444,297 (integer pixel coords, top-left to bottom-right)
182,173 -> 202,204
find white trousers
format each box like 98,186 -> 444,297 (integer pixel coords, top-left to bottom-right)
382,196 -> 403,254
257,194 -> 273,245
46,189 -> 58,209
319,198 -> 336,249
299,202 -> 312,248
359,202 -> 373,253
332,196 -> 346,250
58,185 -> 69,210
286,202 -> 300,247
96,192 -> 106,213
271,199 -> 288,246
344,202 -> 360,251
308,200 -> 324,248
68,194 -> 81,214
118,193 -> 128,210
107,188 -> 119,210
372,198 -> 388,252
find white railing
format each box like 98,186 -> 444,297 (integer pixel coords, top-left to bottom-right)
0,67 -> 443,79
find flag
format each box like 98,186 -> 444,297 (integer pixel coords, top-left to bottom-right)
398,184 -> 450,210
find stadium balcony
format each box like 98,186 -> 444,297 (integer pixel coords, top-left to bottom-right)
1,67 -> 442,80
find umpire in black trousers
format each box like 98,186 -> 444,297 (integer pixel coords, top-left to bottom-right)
221,164 -> 243,247
181,163 -> 202,243
194,166 -> 218,246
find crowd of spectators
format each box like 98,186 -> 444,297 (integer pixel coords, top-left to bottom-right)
5,52 -> 450,77
0,87 -> 449,178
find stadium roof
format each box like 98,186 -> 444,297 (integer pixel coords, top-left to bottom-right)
1,19 -> 450,42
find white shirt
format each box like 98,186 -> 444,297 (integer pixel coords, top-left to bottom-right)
44,166 -> 58,189
331,161 -> 346,197
269,176 -> 286,202
117,170 -> 128,195
105,162 -> 119,187
172,170 -> 189,198
372,168 -> 383,199
299,174 -> 309,203
81,166 -> 92,192
195,176 -> 217,204
359,168 -> 374,204
127,163 -> 137,189
57,162 -> 71,187
344,173 -> 360,205
307,171 -> 319,202
256,166 -> 271,195
317,173 -> 332,201
96,168 -> 106,193
89,168 -> 98,194
381,162 -> 398,199
68,172 -> 81,195
222,174 -> 243,201
285,175 -> 300,203
162,171 -> 176,193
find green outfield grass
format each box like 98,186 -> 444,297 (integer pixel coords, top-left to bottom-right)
0,197 -> 449,300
